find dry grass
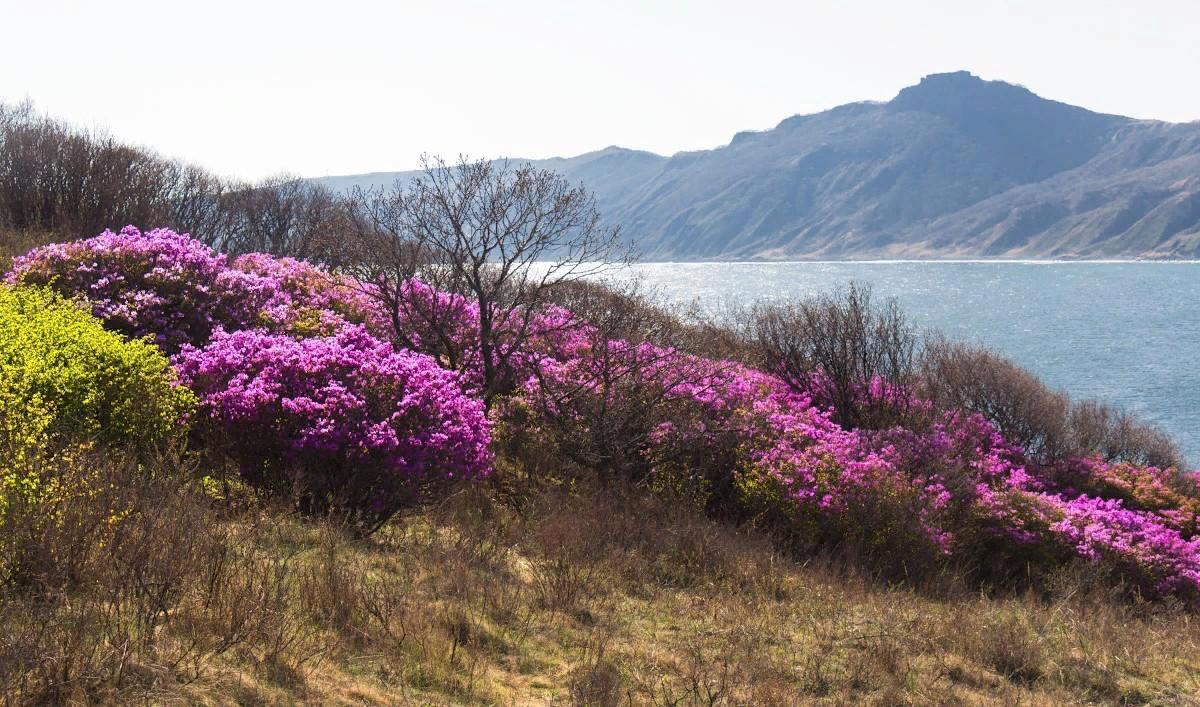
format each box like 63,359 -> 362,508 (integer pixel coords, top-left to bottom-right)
4,468 -> 1199,706
0,229 -> 55,271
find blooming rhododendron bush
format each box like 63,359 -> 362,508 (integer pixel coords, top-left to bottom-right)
375,277 -> 587,397
6,227 -> 1200,601
174,327 -> 491,527
7,226 -> 380,351
228,252 -> 382,337
520,339 -> 985,575
8,226 -> 256,351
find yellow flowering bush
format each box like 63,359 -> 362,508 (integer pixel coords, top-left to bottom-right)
0,285 -> 194,527
0,285 -> 194,445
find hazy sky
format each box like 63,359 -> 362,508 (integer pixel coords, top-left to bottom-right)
3,0 -> 1196,181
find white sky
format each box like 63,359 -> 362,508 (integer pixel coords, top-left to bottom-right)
2,0 -> 1196,181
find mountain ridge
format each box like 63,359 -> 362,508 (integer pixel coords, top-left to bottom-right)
314,72 -> 1200,259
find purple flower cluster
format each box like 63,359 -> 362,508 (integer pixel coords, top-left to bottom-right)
228,252 -> 382,338
968,454 -> 1200,600
174,326 -> 490,517
519,335 -> 953,555
8,226 -> 252,351
382,277 -> 586,396
519,329 -> 1200,600
8,226 -> 379,351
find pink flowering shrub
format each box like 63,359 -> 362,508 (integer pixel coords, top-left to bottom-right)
174,326 -> 491,526
972,484 -> 1200,601
378,278 -> 485,387
1041,457 -> 1200,528
8,226 -> 381,351
228,252 -> 383,338
514,336 -> 748,484
518,336 -> 961,571
517,330 -> 1200,597
8,226 -> 261,351
1047,495 -> 1200,599
736,391 -> 958,569
380,278 -> 587,397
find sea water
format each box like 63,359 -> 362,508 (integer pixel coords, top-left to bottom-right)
618,261 -> 1200,466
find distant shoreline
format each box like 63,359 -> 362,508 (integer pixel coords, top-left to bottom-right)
623,258 -> 1200,265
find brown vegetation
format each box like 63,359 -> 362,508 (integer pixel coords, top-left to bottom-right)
922,335 -> 1185,470
0,101 -> 348,262
3,448 -> 1198,705
747,283 -> 919,429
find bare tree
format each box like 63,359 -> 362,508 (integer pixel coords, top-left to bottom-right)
1067,399 -> 1184,470
920,334 -> 1070,459
0,101 -> 351,262
748,282 -> 918,429
212,177 -> 351,262
0,102 -> 187,237
164,162 -> 228,240
347,155 -> 632,408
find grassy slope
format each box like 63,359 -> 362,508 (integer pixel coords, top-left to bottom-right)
154,485 -> 1200,706
2,439 -> 1198,705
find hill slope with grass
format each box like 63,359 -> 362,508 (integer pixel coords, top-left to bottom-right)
3,228 -> 1200,703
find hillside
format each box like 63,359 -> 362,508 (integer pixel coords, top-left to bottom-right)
6,227 -> 1200,704
316,72 -> 1200,259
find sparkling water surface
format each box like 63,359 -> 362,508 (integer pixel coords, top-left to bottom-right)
616,261 -> 1200,466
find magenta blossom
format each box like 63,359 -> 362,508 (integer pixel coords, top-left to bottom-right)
174,326 -> 491,521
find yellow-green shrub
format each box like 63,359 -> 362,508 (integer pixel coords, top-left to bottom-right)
0,285 -> 194,523
0,285 -> 194,447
